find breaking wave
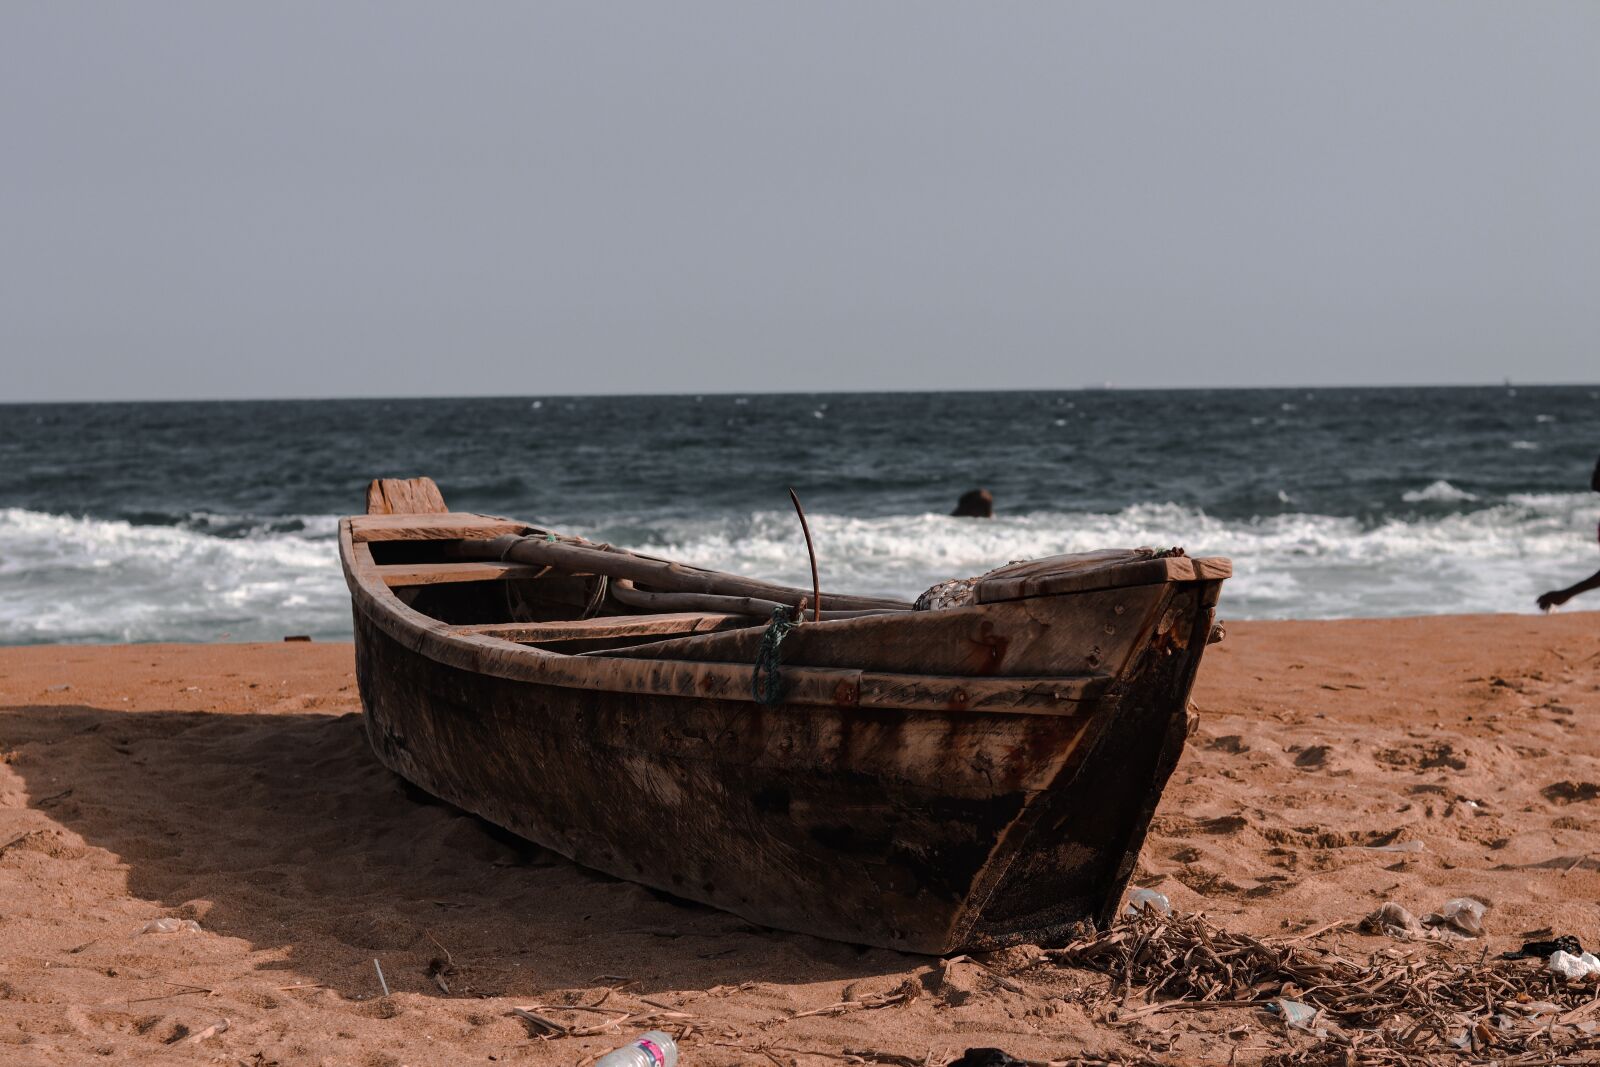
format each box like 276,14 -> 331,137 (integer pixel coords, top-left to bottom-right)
1400,480 -> 1478,503
591,493 -> 1598,620
8,486 -> 1592,643
0,508 -> 347,644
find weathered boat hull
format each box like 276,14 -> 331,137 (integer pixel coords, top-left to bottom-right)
349,575 -> 1219,953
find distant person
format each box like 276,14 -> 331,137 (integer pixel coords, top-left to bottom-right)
1537,455 -> 1600,611
952,488 -> 994,518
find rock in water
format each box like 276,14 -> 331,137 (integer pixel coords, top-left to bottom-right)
952,488 -> 994,518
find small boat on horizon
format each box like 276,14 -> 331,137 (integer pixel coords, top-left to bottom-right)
341,477 -> 1229,953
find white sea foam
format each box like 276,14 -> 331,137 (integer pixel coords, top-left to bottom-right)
2,492 -> 1597,643
0,508 -> 347,644
1401,480 -> 1478,503
583,493 -> 1600,621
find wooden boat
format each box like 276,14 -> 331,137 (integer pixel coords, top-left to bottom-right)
342,477 -> 1230,954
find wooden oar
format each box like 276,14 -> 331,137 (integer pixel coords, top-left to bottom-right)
608,579 -> 898,620
459,535 -> 912,613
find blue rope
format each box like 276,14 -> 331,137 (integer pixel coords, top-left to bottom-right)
751,606 -> 796,706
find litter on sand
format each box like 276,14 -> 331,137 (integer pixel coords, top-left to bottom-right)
1359,897 -> 1488,941
1050,906 -> 1600,1064
1547,949 -> 1600,981
1122,887 -> 1171,917
1503,934 -> 1584,959
1268,998 -> 1329,1038
1423,896 -> 1487,938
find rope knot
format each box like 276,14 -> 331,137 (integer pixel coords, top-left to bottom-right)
751,606 -> 797,706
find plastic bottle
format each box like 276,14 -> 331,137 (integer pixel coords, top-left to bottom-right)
593,1031 -> 679,1067
1122,887 -> 1172,916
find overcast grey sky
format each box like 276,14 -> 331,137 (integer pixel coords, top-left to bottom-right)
3,3 -> 1596,401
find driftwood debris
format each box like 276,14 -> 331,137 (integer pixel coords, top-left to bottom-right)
510,1000 -> 692,1040
1050,909 -> 1600,1065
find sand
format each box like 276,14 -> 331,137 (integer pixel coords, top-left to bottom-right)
2,614 -> 1598,1065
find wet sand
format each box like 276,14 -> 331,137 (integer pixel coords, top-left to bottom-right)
2,614 -> 1597,1065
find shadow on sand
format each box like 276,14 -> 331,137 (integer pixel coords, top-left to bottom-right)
3,703 -> 914,998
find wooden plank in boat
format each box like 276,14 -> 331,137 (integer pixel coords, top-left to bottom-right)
376,560 -> 550,586
561,660 -> 1104,715
366,476 -> 449,515
455,613 -> 754,643
977,556 -> 1226,602
350,512 -> 529,543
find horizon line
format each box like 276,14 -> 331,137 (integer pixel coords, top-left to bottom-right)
5,380 -> 1599,406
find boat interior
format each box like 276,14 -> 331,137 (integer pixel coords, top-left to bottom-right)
384,547 -> 788,655
345,478 -> 1228,664
344,502 -> 915,659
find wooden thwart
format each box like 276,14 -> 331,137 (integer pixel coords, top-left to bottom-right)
376,561 -> 552,587
455,612 -> 755,643
350,512 -> 528,543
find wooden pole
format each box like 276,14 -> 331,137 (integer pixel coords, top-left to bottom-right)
789,488 -> 821,623
608,580 -> 893,620
459,535 -> 911,612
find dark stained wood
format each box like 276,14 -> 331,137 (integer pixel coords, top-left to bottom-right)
854,672 -> 1109,712
610,583 -> 1168,679
354,608 -> 1091,952
340,482 -> 1232,953
976,551 -> 1221,602
964,584 -> 1217,944
346,532 -> 1100,714
366,476 -> 449,515
970,554 -> 1231,602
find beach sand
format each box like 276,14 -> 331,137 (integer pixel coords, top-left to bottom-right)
2,614 -> 1598,1065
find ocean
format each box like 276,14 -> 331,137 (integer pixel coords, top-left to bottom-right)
1,387 -> 1596,645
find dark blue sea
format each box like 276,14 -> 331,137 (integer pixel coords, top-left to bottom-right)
1,387 -> 1596,644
